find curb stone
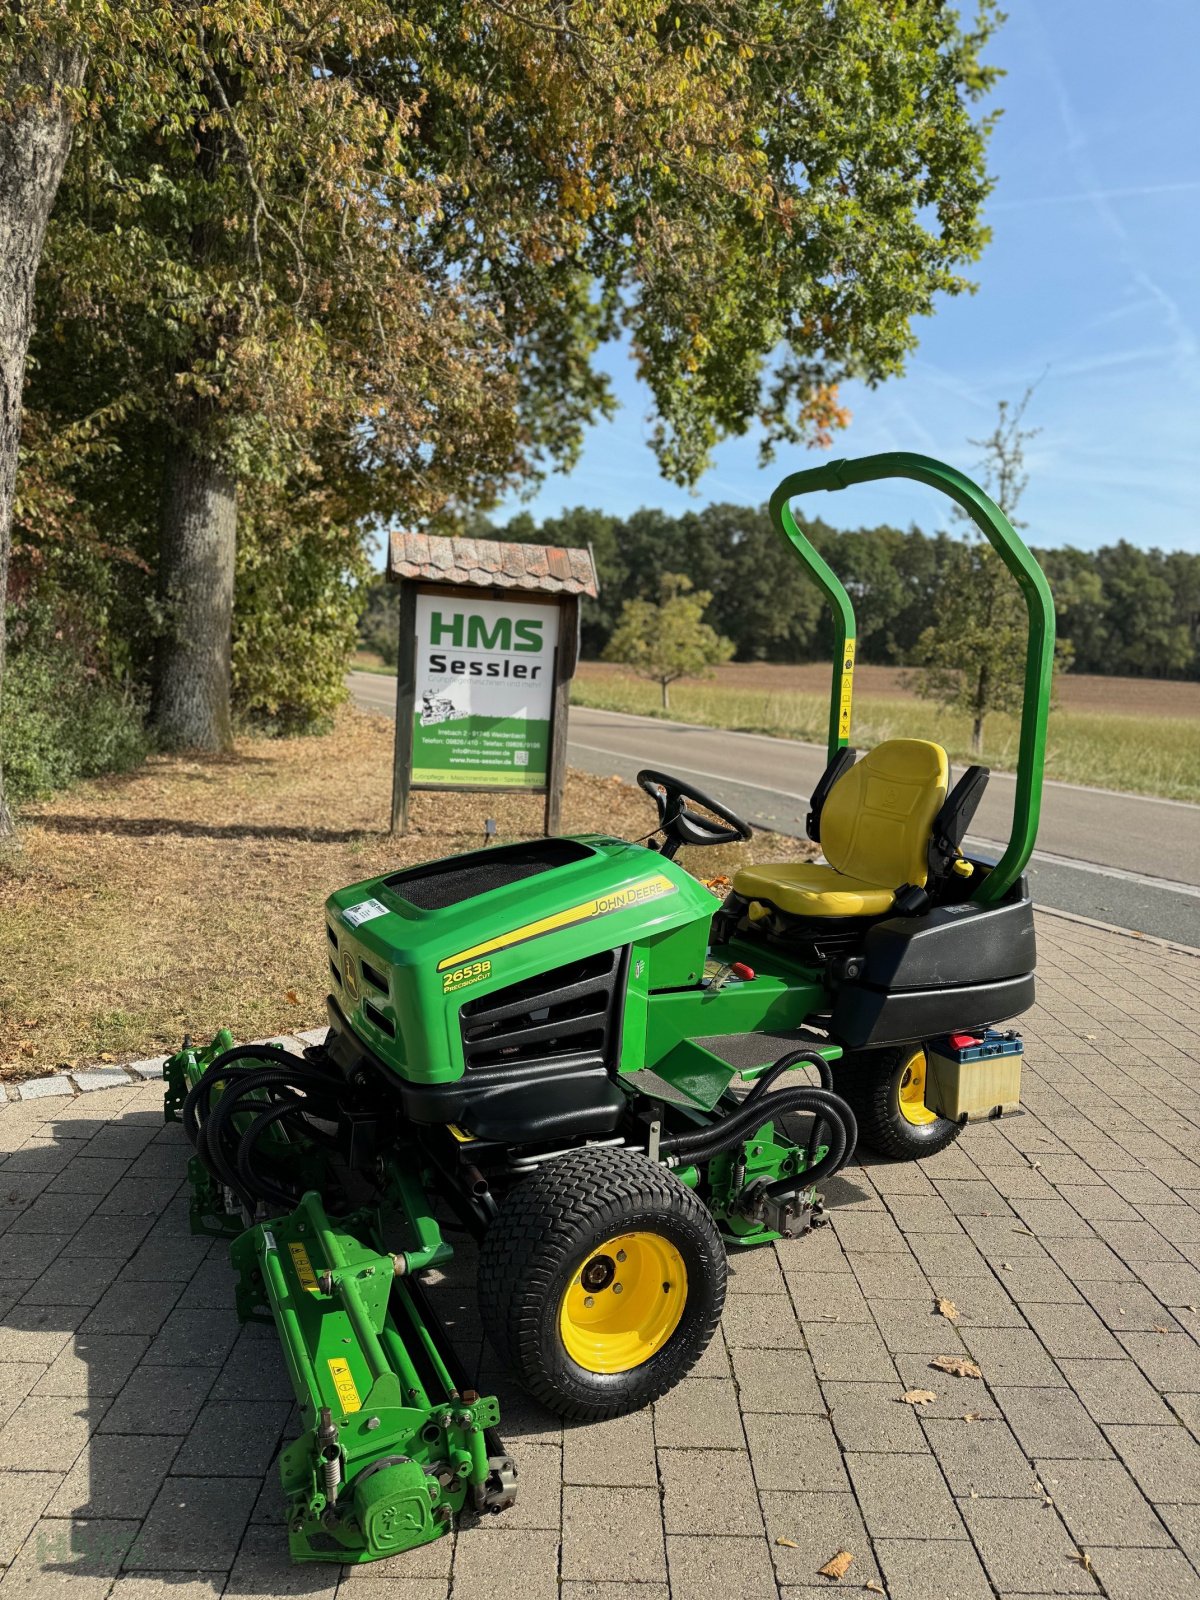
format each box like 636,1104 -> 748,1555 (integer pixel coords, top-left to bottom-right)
0,1025 -> 328,1108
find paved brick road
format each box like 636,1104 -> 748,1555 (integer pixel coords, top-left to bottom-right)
1,913 -> 1198,1600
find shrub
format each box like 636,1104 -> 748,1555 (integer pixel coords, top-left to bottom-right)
232,492 -> 369,735
1,637 -> 149,806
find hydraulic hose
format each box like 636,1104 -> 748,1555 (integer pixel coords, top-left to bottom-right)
182,1043 -> 321,1148
204,1066 -> 341,1198
184,1048 -> 348,1212
235,1097 -> 314,1211
767,1092 -> 857,1192
659,1084 -> 854,1168
740,1048 -> 836,1172
741,1048 -> 833,1105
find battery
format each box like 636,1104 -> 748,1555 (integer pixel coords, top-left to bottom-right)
924,1029 -> 1023,1124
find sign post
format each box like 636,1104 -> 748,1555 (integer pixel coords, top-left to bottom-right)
387,536 -> 598,836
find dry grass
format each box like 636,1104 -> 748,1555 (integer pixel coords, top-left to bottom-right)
0,709 -> 813,1081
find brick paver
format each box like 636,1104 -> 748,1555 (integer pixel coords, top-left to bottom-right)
1,913 -> 1198,1598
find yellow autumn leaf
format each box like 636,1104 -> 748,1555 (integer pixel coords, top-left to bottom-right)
930,1355 -> 983,1379
899,1389 -> 938,1406
818,1550 -> 854,1581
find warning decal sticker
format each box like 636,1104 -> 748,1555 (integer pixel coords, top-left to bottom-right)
327,1357 -> 362,1414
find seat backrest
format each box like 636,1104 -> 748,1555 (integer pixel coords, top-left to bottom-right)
820,739 -> 949,889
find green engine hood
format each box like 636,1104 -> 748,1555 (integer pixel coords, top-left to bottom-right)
324,835 -> 717,1085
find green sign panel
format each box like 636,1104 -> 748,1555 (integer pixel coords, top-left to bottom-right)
411,594 -> 560,788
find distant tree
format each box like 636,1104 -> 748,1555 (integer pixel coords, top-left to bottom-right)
1037,546 -> 1107,674
603,574 -> 734,709
912,391 -> 1070,754
1094,543 -> 1193,678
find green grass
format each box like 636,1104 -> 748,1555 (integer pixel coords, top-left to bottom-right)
351,650 -> 397,676
572,676 -> 1200,802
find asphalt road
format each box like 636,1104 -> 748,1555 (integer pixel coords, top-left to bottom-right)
349,671 -> 1200,945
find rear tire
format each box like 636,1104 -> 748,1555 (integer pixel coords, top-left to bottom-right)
478,1146 -> 726,1421
834,1044 -> 962,1161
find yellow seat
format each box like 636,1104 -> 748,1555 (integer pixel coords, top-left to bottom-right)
732,739 -> 949,919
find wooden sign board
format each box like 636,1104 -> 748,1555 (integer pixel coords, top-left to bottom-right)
387,537 -> 597,836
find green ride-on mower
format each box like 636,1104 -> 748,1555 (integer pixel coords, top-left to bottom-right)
164,453 -> 1055,1566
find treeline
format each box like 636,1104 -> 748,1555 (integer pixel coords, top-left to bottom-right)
363,504 -> 1200,680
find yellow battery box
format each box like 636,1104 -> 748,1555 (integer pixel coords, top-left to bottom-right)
924,1030 -> 1023,1124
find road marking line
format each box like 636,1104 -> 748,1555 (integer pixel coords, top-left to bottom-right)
571,740 -> 1200,901
967,838 -> 1200,900
568,743 -> 812,803
571,703 -> 1200,811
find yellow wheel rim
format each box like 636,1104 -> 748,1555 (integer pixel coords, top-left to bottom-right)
559,1231 -> 688,1374
898,1047 -> 938,1127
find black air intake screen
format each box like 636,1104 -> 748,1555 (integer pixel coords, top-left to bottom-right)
460,947 -> 626,1072
384,839 -> 593,911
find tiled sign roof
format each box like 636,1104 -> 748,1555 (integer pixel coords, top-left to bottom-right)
388,533 -> 598,597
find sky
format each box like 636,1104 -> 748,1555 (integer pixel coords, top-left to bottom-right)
495,1 -> 1200,555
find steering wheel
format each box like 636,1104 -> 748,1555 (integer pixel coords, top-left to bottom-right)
637,769 -> 754,858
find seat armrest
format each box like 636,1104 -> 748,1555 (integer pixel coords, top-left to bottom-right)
929,765 -> 990,876
806,746 -> 857,843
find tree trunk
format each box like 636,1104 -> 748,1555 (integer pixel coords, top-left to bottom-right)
151,439 -> 237,751
661,679 -> 670,710
0,44 -> 86,840
971,662 -> 989,756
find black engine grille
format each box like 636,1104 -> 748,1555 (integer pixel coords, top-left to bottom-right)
459,947 -> 626,1072
384,839 -> 593,911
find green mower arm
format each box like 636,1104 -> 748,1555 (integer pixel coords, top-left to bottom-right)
769,452 -> 1056,905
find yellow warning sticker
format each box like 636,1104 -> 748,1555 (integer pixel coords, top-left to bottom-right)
837,639 -> 855,740
447,1123 -> 478,1144
288,1242 -> 319,1293
327,1357 -> 362,1414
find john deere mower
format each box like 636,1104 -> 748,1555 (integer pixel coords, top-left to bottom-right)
165,453 -> 1055,1565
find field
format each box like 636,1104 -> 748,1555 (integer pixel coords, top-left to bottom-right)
0,709 -> 812,1081
578,660 -> 1200,719
574,663 -> 1200,802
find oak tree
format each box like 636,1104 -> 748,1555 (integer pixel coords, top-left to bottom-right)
6,0 -> 1002,821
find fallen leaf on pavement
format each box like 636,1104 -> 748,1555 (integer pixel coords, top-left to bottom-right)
1013,1226 -> 1037,1237
776,1537 -> 798,1549
818,1551 -> 854,1581
1001,1261 -> 1013,1271
1153,1326 -> 1170,1334
864,1583 -> 885,1594
936,1297 -> 960,1323
899,1389 -> 938,1406
1069,1551 -> 1093,1573
930,1355 -> 983,1379
961,1412 -> 985,1422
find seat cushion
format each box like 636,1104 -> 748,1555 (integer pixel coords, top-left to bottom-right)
731,861 -> 897,919
821,738 -> 948,890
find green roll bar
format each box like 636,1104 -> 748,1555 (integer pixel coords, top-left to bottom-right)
768,452 -> 1056,905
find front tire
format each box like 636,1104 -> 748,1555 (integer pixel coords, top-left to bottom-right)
478,1146 -> 726,1421
834,1044 -> 962,1161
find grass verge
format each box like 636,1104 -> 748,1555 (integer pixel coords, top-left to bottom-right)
572,673 -> 1200,802
0,708 -> 812,1081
